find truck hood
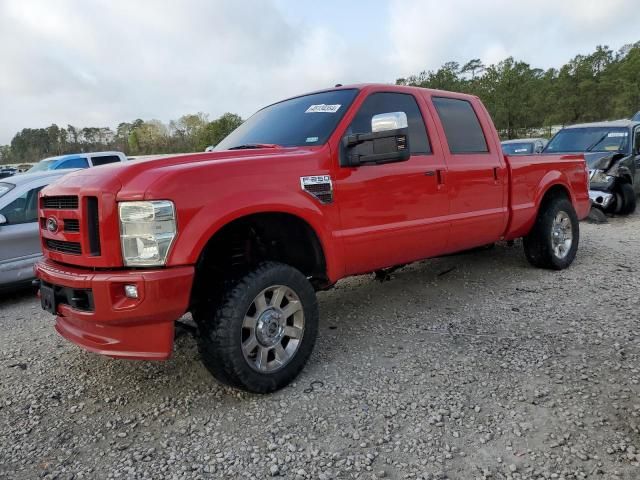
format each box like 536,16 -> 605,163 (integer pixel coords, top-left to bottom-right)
584,152 -> 629,170
56,147 -> 321,197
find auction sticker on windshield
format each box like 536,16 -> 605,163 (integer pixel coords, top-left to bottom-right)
607,132 -> 628,137
306,104 -> 341,113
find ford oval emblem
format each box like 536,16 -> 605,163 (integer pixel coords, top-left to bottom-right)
46,217 -> 58,233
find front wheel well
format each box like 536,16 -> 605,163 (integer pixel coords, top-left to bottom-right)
191,213 -> 328,310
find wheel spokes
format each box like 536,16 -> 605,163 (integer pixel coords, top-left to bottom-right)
274,343 -> 289,365
270,286 -> 286,309
281,301 -> 302,319
242,334 -> 258,356
254,291 -> 268,314
241,284 -> 306,373
255,346 -> 269,370
284,325 -> 303,339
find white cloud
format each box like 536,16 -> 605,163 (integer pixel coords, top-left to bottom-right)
0,0 -> 638,144
388,0 -> 639,75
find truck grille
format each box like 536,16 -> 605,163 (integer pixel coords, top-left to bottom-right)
42,196 -> 79,210
86,197 -> 101,256
63,219 -> 80,232
45,239 -> 82,255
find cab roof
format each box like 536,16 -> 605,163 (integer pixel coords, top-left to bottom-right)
564,119 -> 640,129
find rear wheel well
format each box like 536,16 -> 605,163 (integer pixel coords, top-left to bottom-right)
539,184 -> 570,209
191,213 -> 328,311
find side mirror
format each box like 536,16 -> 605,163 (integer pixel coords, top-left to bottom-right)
341,111 -> 410,167
534,144 -> 543,154
371,112 -> 408,133
0,214 -> 6,225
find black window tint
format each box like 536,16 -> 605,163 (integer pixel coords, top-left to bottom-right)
349,92 -> 431,154
433,97 -> 488,154
215,89 -> 359,150
92,155 -> 120,166
0,186 -> 44,224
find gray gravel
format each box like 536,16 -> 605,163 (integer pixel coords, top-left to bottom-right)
1,212 -> 639,479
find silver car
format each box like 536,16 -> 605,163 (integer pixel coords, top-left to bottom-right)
0,170 -> 77,289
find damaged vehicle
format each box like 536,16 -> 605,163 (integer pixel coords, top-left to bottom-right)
544,120 -> 640,214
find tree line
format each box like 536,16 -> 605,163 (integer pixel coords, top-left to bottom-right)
0,112 -> 243,164
2,42 -> 639,164
397,42 -> 640,139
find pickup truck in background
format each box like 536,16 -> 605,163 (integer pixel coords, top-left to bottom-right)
35,84 -> 590,393
544,120 -> 640,214
27,151 -> 127,173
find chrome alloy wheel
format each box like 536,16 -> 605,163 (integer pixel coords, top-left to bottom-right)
241,285 -> 305,373
551,210 -> 573,259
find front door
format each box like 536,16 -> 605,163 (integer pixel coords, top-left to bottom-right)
334,91 -> 450,275
0,185 -> 44,283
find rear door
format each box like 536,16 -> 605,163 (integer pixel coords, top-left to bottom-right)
334,90 -> 449,274
428,96 -> 508,251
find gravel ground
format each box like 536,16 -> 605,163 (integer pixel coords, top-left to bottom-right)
1,212 -> 639,480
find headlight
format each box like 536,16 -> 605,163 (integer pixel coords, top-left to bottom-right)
119,201 -> 176,266
589,170 -> 614,186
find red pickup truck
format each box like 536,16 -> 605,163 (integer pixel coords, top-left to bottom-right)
35,84 -> 590,393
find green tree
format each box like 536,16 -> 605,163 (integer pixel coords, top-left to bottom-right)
197,113 -> 243,150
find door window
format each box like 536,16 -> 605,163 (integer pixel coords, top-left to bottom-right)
348,92 -> 431,154
635,128 -> 640,154
0,186 -> 44,225
58,157 -> 89,169
91,155 -> 121,166
432,97 -> 489,154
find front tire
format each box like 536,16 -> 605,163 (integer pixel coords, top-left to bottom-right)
616,183 -> 636,215
196,262 -> 319,393
523,196 -> 579,270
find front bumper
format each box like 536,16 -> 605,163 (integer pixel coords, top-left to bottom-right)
35,259 -> 194,360
589,189 -> 614,209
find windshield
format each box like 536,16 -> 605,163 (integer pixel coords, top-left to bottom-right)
502,142 -> 534,155
215,89 -> 359,150
545,127 -> 630,153
0,182 -> 15,199
27,159 -> 56,173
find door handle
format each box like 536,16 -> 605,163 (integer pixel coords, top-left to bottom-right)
493,167 -> 499,183
425,170 -> 445,188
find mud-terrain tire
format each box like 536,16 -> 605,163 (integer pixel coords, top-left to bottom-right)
616,182 -> 636,215
523,196 -> 579,270
197,262 -> 318,393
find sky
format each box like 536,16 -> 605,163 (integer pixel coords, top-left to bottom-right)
1,0 -> 639,144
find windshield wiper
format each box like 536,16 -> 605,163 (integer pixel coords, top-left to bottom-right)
228,143 -> 281,150
585,133 -> 612,152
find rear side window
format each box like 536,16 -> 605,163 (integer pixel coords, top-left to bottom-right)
91,155 -> 121,166
58,157 -> 89,169
349,92 -> 431,154
433,97 -> 488,154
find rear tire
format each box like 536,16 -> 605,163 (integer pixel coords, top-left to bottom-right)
196,262 -> 319,393
523,196 -> 579,270
616,183 -> 636,215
